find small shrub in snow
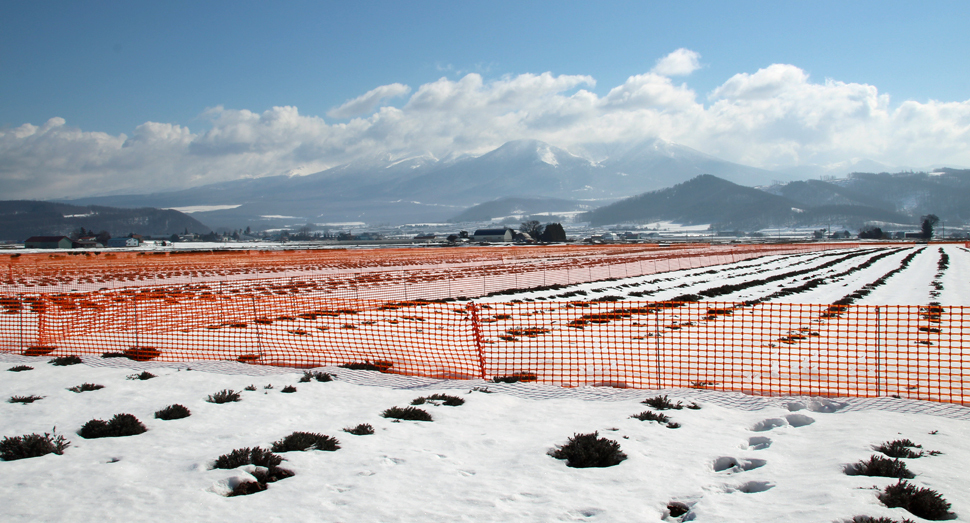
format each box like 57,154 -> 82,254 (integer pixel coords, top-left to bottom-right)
468,386 -> 492,394
263,384 -> 274,390
101,352 -> 126,358
878,480 -> 952,520
411,394 -> 464,406
549,431 -> 627,468
212,447 -> 294,496
244,384 -> 257,391
206,389 -> 241,403
8,395 -> 44,404
343,423 -> 375,436
849,516 -> 915,523
641,395 -> 683,410
49,355 -> 82,366
67,383 -> 104,393
155,404 -> 191,420
7,365 -> 33,372
127,371 -> 156,381
381,406 -> 433,421
686,402 -> 701,410
847,455 -> 915,479
271,432 -> 340,452
631,410 -> 670,423
281,385 -> 297,393
299,371 -> 334,383
0,431 -> 70,461
78,413 -> 147,439
666,422 -> 681,429
876,439 -> 924,459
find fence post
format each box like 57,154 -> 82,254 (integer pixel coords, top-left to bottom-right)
655,310 -> 663,389
875,306 -> 881,396
252,295 -> 262,355
133,293 -> 139,348
18,293 -> 23,351
467,302 -> 487,380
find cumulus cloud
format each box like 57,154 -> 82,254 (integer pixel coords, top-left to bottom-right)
327,83 -> 411,119
2,49 -> 969,199
652,48 -> 702,77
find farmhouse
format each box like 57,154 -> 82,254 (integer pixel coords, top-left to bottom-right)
24,236 -> 74,249
472,228 -> 514,242
107,237 -> 140,247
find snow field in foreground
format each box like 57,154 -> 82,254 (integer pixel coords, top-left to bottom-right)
1,358 -> 969,522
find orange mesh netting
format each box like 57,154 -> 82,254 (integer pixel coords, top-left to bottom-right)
4,243 -> 965,405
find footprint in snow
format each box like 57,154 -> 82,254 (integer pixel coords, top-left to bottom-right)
712,457 -> 766,473
743,436 -> 772,450
750,413 -> 815,431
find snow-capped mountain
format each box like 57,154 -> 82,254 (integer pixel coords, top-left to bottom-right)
67,139 -> 790,227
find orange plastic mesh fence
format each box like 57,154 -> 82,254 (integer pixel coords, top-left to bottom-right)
5,242 -> 966,405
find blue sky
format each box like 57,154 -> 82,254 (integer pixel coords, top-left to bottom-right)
1,0 -> 969,198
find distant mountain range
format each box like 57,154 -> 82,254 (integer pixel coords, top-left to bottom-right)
55,137 -> 970,232
65,138 -> 784,228
0,201 -> 210,242
581,170 -> 970,230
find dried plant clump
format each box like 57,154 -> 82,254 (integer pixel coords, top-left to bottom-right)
270,432 -> 340,452
849,517 -> 915,523
244,384 -> 257,391
381,406 -> 433,421
49,355 -> 83,366
631,410 -> 670,423
8,365 -> 33,372
299,371 -> 334,383
847,455 -> 915,479
9,395 -> 44,404
878,480 -> 952,520
154,404 -> 191,420
67,383 -> 104,393
212,447 -> 294,496
206,389 -> 242,403
127,371 -> 156,380
0,431 -> 70,461
411,394 -> 464,406
78,413 -> 148,439
281,385 -> 297,393
641,395 -> 684,410
343,423 -> 375,436
101,352 -> 127,358
549,431 -> 627,468
875,439 -> 924,459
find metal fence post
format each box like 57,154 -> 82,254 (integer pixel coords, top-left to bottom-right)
467,302 -> 487,379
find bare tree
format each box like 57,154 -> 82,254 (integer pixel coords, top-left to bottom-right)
520,220 -> 543,239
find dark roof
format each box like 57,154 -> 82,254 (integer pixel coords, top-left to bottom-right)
25,236 -> 71,242
473,228 -> 511,236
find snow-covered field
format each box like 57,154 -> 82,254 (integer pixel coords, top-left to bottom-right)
2,356 -> 969,522
2,244 -> 969,522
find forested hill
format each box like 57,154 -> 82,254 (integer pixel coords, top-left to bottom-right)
0,201 -> 211,241
581,175 -> 913,229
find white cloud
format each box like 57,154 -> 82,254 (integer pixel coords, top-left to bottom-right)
327,83 -> 411,119
651,48 -> 702,77
2,49 -> 970,200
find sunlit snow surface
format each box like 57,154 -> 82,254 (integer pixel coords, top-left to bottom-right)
1,355 -> 968,522
3,244 -> 970,521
